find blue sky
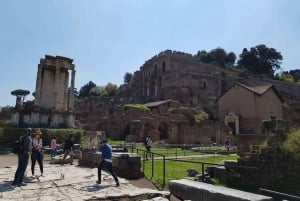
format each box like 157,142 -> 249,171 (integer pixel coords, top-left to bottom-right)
0,0 -> 299,107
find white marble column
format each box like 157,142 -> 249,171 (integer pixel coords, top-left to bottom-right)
34,65 -> 43,106
69,69 -> 76,110
63,70 -> 69,111
54,62 -> 60,110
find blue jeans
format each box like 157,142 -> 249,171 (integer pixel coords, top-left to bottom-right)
13,153 -> 29,184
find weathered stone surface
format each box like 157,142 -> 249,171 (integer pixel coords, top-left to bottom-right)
0,163 -> 169,200
113,153 -> 144,179
79,152 -> 144,179
169,179 -> 273,201
78,151 -> 101,167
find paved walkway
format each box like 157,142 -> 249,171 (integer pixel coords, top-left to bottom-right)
0,163 -> 169,201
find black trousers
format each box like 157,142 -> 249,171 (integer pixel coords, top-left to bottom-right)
31,150 -> 43,175
98,160 -> 119,185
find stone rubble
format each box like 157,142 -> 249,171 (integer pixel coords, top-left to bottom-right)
0,163 -> 170,201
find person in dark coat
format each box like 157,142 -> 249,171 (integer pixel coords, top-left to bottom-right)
62,134 -> 74,165
12,128 -> 32,186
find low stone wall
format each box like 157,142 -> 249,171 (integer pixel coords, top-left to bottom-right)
169,179 -> 273,201
78,152 -> 144,179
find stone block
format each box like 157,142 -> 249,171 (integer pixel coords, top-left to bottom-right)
214,166 -> 227,183
74,144 -> 81,150
50,154 -> 71,164
169,179 -> 273,201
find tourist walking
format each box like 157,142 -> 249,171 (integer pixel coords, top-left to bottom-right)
225,136 -> 231,152
31,130 -> 44,177
50,136 -> 57,159
96,139 -> 119,187
62,134 -> 74,165
145,135 -> 152,159
12,128 -> 32,186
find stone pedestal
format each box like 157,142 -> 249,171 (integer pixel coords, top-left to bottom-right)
79,152 -> 144,179
113,153 -> 144,179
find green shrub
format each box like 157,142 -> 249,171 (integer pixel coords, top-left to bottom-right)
195,111 -> 209,123
123,104 -> 150,112
0,127 -> 84,148
168,107 -> 209,124
282,129 -> 300,160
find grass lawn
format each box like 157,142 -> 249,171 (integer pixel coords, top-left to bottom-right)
142,154 -> 238,188
128,143 -> 230,158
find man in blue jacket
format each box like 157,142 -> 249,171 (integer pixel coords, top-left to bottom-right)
12,128 -> 32,186
96,139 -> 119,187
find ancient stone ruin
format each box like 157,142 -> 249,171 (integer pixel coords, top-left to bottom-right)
74,49 -> 300,151
79,130 -> 144,179
11,55 -> 76,128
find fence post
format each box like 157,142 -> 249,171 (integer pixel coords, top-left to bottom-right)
163,155 -> 165,189
202,163 -> 205,181
151,152 -> 154,179
142,150 -> 146,172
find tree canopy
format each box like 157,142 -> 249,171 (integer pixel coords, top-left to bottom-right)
195,47 -> 236,67
105,82 -> 118,97
78,81 -> 119,98
237,44 -> 283,76
11,89 -> 30,97
275,69 -> 295,82
79,81 -> 96,97
89,86 -> 105,96
124,72 -> 133,84
287,69 -> 300,82
11,89 -> 30,106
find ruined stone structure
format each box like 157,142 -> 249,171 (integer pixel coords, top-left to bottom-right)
124,50 -> 241,107
78,130 -> 144,179
218,83 -> 283,135
11,55 -> 76,128
35,55 -> 76,112
123,50 -> 300,105
75,98 -> 221,144
75,49 -> 300,146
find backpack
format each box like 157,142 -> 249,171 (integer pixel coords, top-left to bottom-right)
13,136 -> 24,154
144,138 -> 148,146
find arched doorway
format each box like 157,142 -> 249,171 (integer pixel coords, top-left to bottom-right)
224,112 -> 239,135
158,121 -> 169,140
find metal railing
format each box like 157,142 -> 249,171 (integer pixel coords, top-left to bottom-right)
133,148 -> 236,190
127,143 -> 236,158
130,146 -> 300,200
